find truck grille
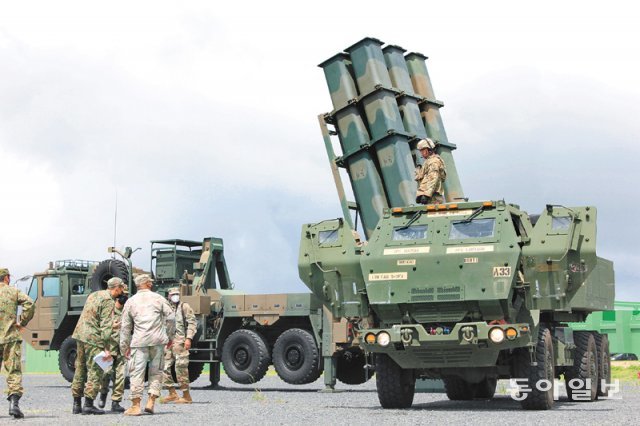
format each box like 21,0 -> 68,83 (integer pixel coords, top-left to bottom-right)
413,347 -> 473,364
410,302 -> 467,323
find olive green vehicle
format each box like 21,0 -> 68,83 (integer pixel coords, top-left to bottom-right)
22,237 -> 370,388
299,37 -> 615,409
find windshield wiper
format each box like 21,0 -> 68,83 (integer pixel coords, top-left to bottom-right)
460,206 -> 484,223
396,211 -> 423,231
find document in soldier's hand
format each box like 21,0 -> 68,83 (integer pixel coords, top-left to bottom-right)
93,351 -> 113,371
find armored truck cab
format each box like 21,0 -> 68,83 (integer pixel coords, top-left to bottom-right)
300,37 -> 615,410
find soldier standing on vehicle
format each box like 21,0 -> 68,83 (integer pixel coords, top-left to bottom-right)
0,268 -> 35,419
160,287 -> 197,404
97,284 -> 128,413
415,138 -> 447,205
71,276 -> 125,415
120,274 -> 175,416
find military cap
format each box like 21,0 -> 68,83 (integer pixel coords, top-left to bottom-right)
168,287 -> 180,296
417,138 -> 436,150
134,274 -> 154,287
107,277 -> 124,288
0,268 -> 9,277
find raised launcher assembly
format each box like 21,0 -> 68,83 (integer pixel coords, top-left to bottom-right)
318,37 -> 464,238
301,38 -> 615,410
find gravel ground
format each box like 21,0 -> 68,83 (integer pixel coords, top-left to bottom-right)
6,374 -> 639,425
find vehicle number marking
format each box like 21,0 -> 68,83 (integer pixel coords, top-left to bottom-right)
397,259 -> 416,266
368,272 -> 408,281
383,247 -> 430,255
492,267 -> 512,278
446,245 -> 495,254
464,257 -> 479,263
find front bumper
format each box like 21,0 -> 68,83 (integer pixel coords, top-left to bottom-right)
361,321 -> 532,369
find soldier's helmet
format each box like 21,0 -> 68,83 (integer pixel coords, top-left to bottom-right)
168,287 -> 180,296
416,138 -> 436,150
0,268 -> 9,278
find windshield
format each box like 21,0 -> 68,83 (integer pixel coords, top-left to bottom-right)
393,225 -> 428,241
449,218 -> 496,239
28,278 -> 38,301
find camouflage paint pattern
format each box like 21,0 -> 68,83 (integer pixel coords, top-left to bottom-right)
405,52 -> 464,202
71,341 -> 105,399
120,288 -> 175,355
0,281 -> 34,396
162,301 -> 196,389
415,153 -> 446,199
71,289 -> 114,349
0,341 -> 24,396
299,199 -> 614,371
128,345 -> 164,399
163,343 -> 190,389
345,37 -> 416,208
319,53 -> 388,237
100,355 -> 125,401
0,283 -> 35,344
383,45 -> 427,164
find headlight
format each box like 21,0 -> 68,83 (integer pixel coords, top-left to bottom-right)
489,327 -> 505,344
377,332 -> 391,347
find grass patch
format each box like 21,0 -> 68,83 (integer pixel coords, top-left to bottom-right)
611,361 -> 640,381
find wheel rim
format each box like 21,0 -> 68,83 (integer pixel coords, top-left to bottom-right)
233,345 -> 250,369
284,343 -> 304,370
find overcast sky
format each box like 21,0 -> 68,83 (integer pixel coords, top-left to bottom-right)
1,1 -> 638,301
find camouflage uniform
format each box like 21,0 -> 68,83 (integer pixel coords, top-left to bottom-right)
415,153 -> 447,204
99,303 -> 125,401
71,290 -> 116,399
120,288 -> 175,400
0,280 -> 35,397
163,300 -> 197,390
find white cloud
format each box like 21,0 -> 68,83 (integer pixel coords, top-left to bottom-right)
1,0 -> 639,300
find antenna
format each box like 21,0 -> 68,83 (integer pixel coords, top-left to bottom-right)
113,190 -> 118,256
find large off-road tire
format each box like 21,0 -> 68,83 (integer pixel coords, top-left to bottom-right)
474,377 -> 498,399
336,347 -> 372,385
273,328 -> 322,384
170,361 -> 205,384
443,376 -> 497,400
443,376 -> 475,401
566,331 -> 598,402
58,336 -> 77,382
515,326 -> 555,410
594,333 -> 611,397
375,354 -> 415,409
90,259 -> 129,291
221,329 -> 271,384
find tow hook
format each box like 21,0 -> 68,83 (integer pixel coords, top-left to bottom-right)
461,326 -> 476,343
401,328 -> 413,345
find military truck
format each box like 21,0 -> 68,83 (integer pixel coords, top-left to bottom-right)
298,37 -> 615,410
23,237 -> 371,388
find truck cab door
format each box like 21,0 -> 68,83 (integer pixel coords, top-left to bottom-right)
22,275 -> 61,349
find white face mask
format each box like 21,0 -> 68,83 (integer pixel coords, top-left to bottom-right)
170,295 -> 180,304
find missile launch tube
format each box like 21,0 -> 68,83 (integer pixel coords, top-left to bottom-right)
405,52 -> 465,202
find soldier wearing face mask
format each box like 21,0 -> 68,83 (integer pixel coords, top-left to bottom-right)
159,288 -> 196,404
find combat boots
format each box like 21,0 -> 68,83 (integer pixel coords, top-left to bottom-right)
82,397 -> 105,415
111,400 -> 125,413
160,387 -> 179,404
8,395 -> 24,419
97,392 -> 108,409
176,387 -> 192,404
144,394 -> 157,414
124,398 -> 142,416
72,397 -> 82,414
